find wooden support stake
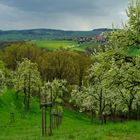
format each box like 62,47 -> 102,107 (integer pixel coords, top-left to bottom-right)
40,102 -> 53,136
42,106 -> 46,136
60,113 -> 62,125
10,112 -> 15,123
49,108 -> 52,136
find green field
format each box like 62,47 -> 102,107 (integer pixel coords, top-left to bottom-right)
0,89 -> 140,140
31,40 -> 100,52
31,40 -> 84,51
128,48 -> 140,56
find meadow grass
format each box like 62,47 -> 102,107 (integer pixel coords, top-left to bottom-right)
0,89 -> 140,140
31,40 -> 84,51
128,48 -> 140,56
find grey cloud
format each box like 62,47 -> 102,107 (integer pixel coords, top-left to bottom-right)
0,0 -> 129,30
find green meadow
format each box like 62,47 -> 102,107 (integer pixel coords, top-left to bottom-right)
0,89 -> 140,140
128,48 -> 140,56
31,40 -> 140,57
31,40 -> 85,51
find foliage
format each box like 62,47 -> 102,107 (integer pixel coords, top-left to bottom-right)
13,58 -> 42,109
125,0 -> 140,56
106,0 -> 140,52
0,70 -> 5,93
0,60 -> 11,92
0,28 -> 112,41
70,0 -> 140,122
0,0 -> 140,131
41,79 -> 67,113
0,42 -> 42,70
37,50 -> 91,85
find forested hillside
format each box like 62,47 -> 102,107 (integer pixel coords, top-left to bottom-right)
0,28 -> 112,41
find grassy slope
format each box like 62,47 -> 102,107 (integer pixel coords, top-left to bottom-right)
0,89 -> 140,140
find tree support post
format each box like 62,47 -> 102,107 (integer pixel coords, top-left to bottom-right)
41,105 -> 46,136
40,102 -> 53,137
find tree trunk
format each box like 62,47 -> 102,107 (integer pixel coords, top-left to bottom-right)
23,78 -> 27,105
27,71 -> 31,110
16,91 -> 19,99
103,115 -> 106,124
128,104 -> 132,120
91,110 -> 94,123
136,103 -> 140,120
99,89 -> 103,124
128,95 -> 134,120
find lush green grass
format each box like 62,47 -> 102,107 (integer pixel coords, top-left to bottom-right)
31,40 -> 84,51
128,48 -> 140,56
0,89 -> 140,140
32,39 -> 140,56
31,40 -> 99,52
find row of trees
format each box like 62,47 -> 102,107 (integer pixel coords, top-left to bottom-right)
0,57 -> 68,113
70,51 -> 140,123
0,61 -> 6,93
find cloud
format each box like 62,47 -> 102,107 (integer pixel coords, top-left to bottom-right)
0,0 -> 129,30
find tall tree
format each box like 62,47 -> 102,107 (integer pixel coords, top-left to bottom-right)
13,59 -> 42,110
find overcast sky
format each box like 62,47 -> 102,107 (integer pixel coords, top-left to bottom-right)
0,0 -> 129,31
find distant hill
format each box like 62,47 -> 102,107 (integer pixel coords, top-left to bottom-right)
0,28 -> 112,41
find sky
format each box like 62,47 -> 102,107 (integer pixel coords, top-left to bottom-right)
0,0 -> 129,31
